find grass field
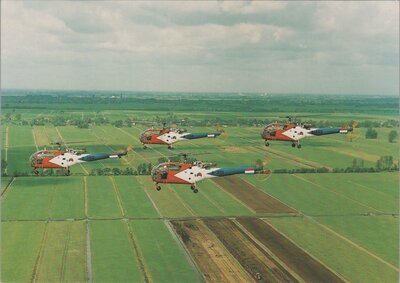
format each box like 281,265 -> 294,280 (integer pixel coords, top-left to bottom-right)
1,103 -> 398,282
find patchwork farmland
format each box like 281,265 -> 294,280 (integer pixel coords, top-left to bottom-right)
1,93 -> 399,282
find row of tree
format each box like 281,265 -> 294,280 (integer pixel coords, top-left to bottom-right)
365,128 -> 398,142
273,155 -> 398,174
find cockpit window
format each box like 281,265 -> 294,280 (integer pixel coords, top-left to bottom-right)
169,165 -> 181,171
141,129 -> 161,137
263,123 -> 285,136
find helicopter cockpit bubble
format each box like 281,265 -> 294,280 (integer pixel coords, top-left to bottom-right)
140,128 -> 162,141
151,162 -> 170,180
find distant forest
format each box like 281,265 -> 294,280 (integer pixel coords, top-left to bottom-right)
1,89 -> 397,115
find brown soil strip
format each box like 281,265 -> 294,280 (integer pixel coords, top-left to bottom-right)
212,175 -> 295,213
204,218 -> 299,283
171,219 -> 252,283
237,217 -> 345,283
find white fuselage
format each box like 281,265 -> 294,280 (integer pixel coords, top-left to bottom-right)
281,126 -> 317,141
175,165 -> 219,184
156,131 -> 189,145
49,152 -> 89,168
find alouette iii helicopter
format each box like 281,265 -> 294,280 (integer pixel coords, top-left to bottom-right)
139,123 -> 225,149
30,141 -> 131,175
151,153 -> 270,193
261,115 -> 357,148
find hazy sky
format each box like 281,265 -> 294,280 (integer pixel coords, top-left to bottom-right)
1,1 -> 399,95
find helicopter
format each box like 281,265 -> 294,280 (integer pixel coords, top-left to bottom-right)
30,143 -> 131,175
151,153 -> 270,193
261,115 -> 356,148
139,123 -> 224,149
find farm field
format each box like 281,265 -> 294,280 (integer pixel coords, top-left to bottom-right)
1,95 -> 399,283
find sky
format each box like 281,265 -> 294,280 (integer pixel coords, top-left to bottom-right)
1,1 -> 399,95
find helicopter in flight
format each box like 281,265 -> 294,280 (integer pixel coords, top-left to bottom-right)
151,153 -> 270,193
139,123 -> 224,149
261,115 -> 356,148
30,142 -> 131,175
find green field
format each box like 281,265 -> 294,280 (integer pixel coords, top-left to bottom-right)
1,93 -> 398,282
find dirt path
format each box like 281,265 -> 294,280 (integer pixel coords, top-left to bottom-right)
236,217 -> 345,283
171,220 -> 252,283
204,218 -> 299,283
213,175 -> 295,213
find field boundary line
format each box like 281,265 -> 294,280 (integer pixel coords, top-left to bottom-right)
211,180 -> 257,214
87,128 -> 109,168
200,185 -> 227,215
95,126 -> 132,166
116,127 -> 150,165
109,176 -> 126,217
4,126 -> 9,174
348,180 -> 397,199
30,222 -> 49,283
293,174 -> 385,213
126,221 -> 152,283
165,220 -> 205,282
55,127 -> 89,174
239,176 -> 300,214
198,219 -> 253,282
46,184 -> 58,220
59,221 -> 72,282
237,134 -> 316,169
85,221 -> 93,283
231,218 -> 305,283
260,218 -> 350,282
1,177 -> 15,198
167,185 -> 196,217
43,125 -> 52,145
136,177 -> 163,217
305,216 -> 399,272
240,128 -> 330,169
83,177 -> 88,217
32,128 -> 39,151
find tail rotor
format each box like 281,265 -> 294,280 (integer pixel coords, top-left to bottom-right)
117,145 -> 134,165
345,121 -> 360,142
216,124 -> 228,143
254,156 -> 272,182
